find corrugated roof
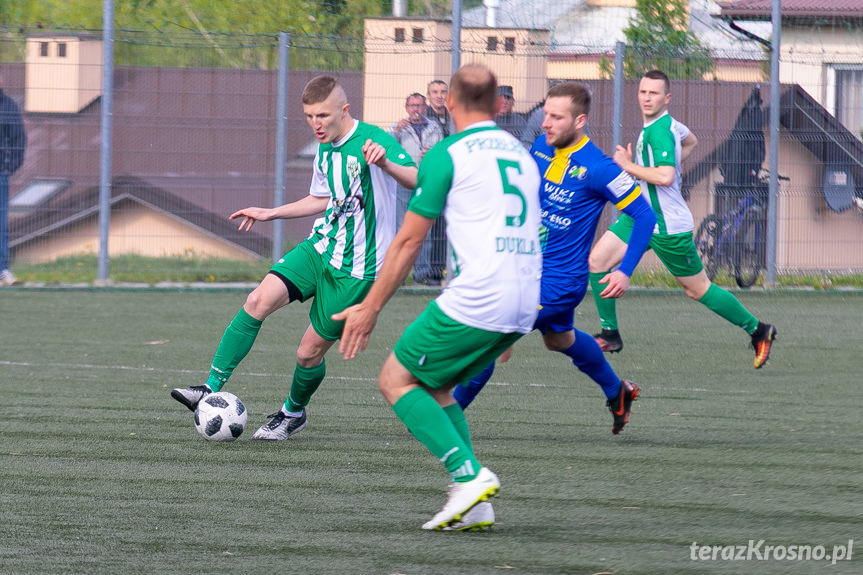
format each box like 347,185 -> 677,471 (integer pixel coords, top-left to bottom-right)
463,1 -> 769,56
717,0 -> 863,19
462,0 -> 577,30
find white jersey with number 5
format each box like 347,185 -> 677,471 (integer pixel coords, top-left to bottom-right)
408,120 -> 542,334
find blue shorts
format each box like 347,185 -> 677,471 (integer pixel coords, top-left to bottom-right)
534,275 -> 588,335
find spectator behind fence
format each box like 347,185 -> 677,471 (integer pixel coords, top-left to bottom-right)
425,79 -> 455,137
495,85 -> 527,141
0,68 -> 26,286
423,80 -> 452,283
389,92 -> 445,285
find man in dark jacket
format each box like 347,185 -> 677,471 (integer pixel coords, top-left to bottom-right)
494,85 -> 527,140
0,68 -> 26,286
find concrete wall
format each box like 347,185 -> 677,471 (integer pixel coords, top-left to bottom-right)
363,19 -> 548,127
25,36 -> 103,114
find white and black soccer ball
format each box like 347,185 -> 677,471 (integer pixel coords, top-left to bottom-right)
194,391 -> 248,442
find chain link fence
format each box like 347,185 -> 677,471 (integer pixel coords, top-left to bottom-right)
2,22 -> 861,283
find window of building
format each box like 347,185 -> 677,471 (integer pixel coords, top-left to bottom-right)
412,28 -> 424,43
487,37 -> 498,51
58,42 -> 67,58
10,179 -> 72,212
504,37 -> 516,52
394,28 -> 405,43
835,68 -> 863,140
40,42 -> 49,57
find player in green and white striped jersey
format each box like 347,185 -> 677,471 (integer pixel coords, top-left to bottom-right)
589,69 -> 776,369
308,117 -> 415,281
170,76 -> 417,439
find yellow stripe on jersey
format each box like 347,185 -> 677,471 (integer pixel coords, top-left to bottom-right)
614,184 -> 642,210
543,136 -> 589,184
543,152 -> 569,184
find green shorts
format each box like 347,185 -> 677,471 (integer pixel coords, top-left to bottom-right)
394,301 -> 523,389
609,213 -> 703,277
270,239 -> 373,341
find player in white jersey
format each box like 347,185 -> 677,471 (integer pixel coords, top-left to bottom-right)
170,76 -> 417,438
589,69 -> 777,369
335,64 -> 542,531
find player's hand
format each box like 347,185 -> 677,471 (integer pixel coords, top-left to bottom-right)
613,143 -> 634,171
333,303 -> 379,360
598,270 -> 631,299
229,207 -> 274,232
362,139 -> 388,167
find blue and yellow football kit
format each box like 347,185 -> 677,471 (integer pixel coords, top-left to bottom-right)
531,134 -> 654,334
454,134 -> 656,409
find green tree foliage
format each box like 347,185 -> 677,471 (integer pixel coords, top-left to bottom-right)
1,1 -> 483,70
2,0 -> 390,34
1,0 -> 391,69
600,0 -> 714,80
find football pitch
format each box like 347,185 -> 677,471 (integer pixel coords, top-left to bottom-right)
1,288 -> 860,574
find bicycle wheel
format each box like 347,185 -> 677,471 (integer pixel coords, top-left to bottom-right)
695,215 -> 722,281
733,206 -> 764,288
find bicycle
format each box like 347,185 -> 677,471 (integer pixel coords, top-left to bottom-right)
694,171 -> 788,288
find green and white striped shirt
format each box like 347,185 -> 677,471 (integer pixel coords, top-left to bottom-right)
308,120 -> 415,280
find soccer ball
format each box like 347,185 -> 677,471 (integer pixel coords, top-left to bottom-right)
194,391 -> 248,442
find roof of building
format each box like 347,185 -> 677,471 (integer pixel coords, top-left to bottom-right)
10,175 -> 269,257
6,64 -> 365,254
463,0 -> 770,57
717,0 -> 863,20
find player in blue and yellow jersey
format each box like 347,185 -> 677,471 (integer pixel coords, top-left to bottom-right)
454,81 -> 656,434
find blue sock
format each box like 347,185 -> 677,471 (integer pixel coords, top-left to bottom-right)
561,330 -> 621,399
453,362 -> 496,409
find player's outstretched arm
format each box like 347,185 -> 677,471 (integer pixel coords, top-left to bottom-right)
229,195 -> 329,231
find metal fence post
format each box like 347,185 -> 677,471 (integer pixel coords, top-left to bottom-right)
610,41 -> 625,222
765,0 -> 782,286
613,41 -> 625,150
452,0 -> 462,74
273,31 -> 289,263
97,0 -> 114,282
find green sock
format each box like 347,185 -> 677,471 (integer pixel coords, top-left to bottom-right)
590,271 -> 619,331
285,360 -> 326,413
206,308 -> 263,392
443,403 -> 473,453
698,284 -> 759,334
393,388 -> 480,483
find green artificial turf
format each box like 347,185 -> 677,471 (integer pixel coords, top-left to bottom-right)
0,289 -> 860,574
